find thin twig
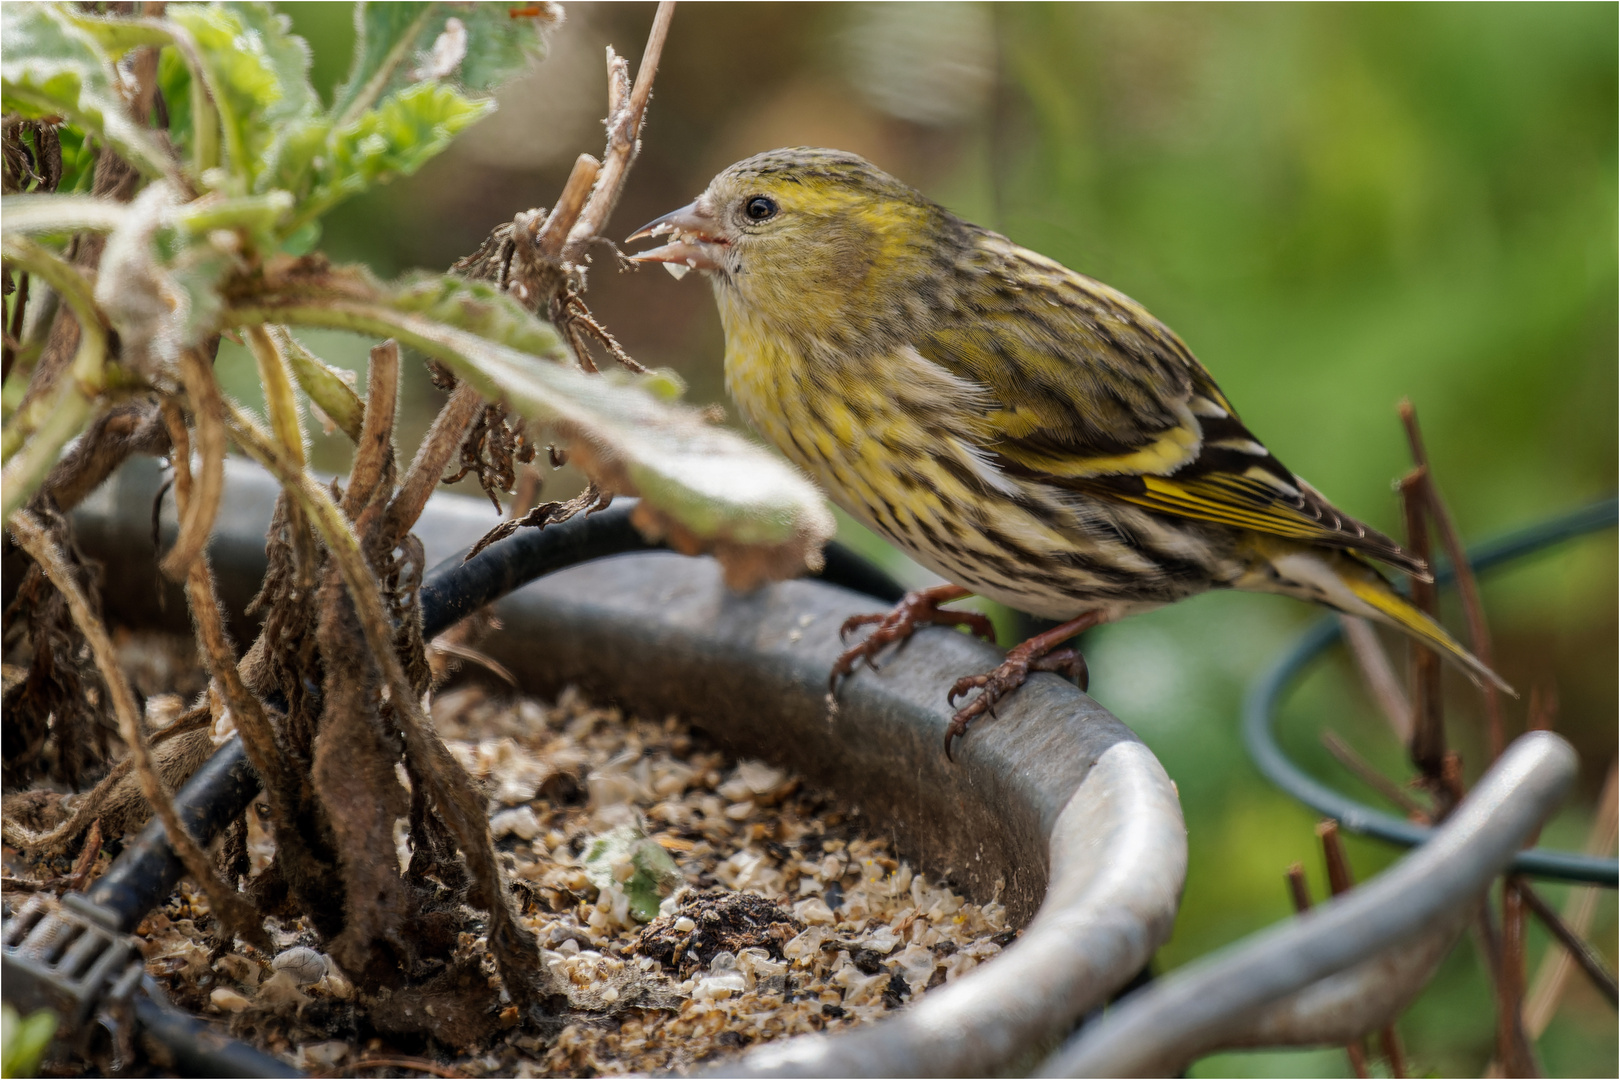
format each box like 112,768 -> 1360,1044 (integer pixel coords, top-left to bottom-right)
1399,467 -> 1448,798
1316,819 -> 1356,896
1320,730 -> 1431,822
162,400 -> 295,817
1314,821 -> 1408,1077
1513,879 -> 1618,1006
8,510 -> 266,948
381,383 -> 482,546
1524,759 -> 1618,1035
342,340 -> 399,517
534,154 -> 602,259
1527,684 -> 1558,732
563,1 -> 676,261
1285,862 -> 1312,913
1496,878 -> 1539,1077
1338,614 -> 1412,743
1400,402 -> 1506,758
158,348 -> 225,580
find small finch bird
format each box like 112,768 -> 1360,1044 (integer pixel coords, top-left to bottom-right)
629,148 -> 1510,756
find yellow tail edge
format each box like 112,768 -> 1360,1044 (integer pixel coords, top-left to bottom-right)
1343,574 -> 1518,698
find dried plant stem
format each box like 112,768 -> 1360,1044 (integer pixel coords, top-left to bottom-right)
382,382 -> 482,544
243,328 -> 318,583
219,397 -> 545,1002
1338,614 -> 1412,743
1313,821 -> 1408,1076
1320,730 -> 1430,821
1496,878 -> 1539,1076
1400,402 -> 1506,757
40,400 -> 171,514
2,270 -> 28,384
1513,880 -> 1618,1006
1524,760 -> 1620,1034
1288,846 -> 1373,1078
564,0 -> 676,259
7,509 -> 265,947
161,400 -> 294,808
534,154 -> 602,258
158,349 -> 226,580
1399,467 -> 1448,796
1316,820 -> 1355,896
342,340 -> 399,517
1285,862 -> 1313,916
0,759 -> 131,852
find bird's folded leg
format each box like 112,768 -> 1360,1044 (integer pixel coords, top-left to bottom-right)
828,583 -> 994,694
943,611 -> 1105,759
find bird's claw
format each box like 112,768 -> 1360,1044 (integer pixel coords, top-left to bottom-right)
942,647 -> 1089,759
828,589 -> 993,697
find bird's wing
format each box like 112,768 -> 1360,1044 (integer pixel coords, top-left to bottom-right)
918,237 -> 1426,577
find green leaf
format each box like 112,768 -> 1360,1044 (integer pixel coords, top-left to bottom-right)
59,11 -> 172,57
0,3 -> 171,180
582,824 -> 684,924
229,276 -> 838,587
166,4 -> 319,188
294,82 -> 491,228
331,1 -> 555,124
277,328 -> 363,442
391,272 -> 567,360
1,1004 -> 59,1079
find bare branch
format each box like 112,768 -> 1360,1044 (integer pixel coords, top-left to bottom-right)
161,399 -> 295,811
158,348 -> 226,580
343,339 -> 400,518
1514,879 -> 1618,1006
1401,401 -> 1506,759
1525,759 -> 1619,1035
1320,730 -> 1430,822
1400,467 -> 1447,796
563,1 -> 676,261
381,382 -> 482,545
534,154 -> 602,259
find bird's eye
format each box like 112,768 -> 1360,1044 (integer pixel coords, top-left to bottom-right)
744,195 -> 777,222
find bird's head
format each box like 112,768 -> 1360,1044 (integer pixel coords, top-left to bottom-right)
628,148 -> 947,338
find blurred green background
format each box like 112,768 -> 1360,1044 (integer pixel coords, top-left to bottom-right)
233,4 -> 1616,1074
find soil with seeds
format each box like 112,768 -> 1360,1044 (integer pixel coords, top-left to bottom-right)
3,631 -> 1018,1076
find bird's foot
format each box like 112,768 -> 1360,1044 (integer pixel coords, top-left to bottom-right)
942,612 -> 1104,759
829,584 -> 993,695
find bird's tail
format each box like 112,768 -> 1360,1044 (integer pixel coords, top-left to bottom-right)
1335,557 -> 1515,696
1265,547 -> 1516,696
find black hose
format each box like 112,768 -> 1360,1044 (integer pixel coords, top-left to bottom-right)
133,988 -> 302,1078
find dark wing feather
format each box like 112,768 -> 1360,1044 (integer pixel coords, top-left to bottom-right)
917,227 -> 1427,578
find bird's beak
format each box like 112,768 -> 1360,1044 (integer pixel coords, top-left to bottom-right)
626,200 -> 726,276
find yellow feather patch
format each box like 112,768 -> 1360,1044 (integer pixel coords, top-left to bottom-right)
998,403 -> 1203,479
1342,574 -> 1515,695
